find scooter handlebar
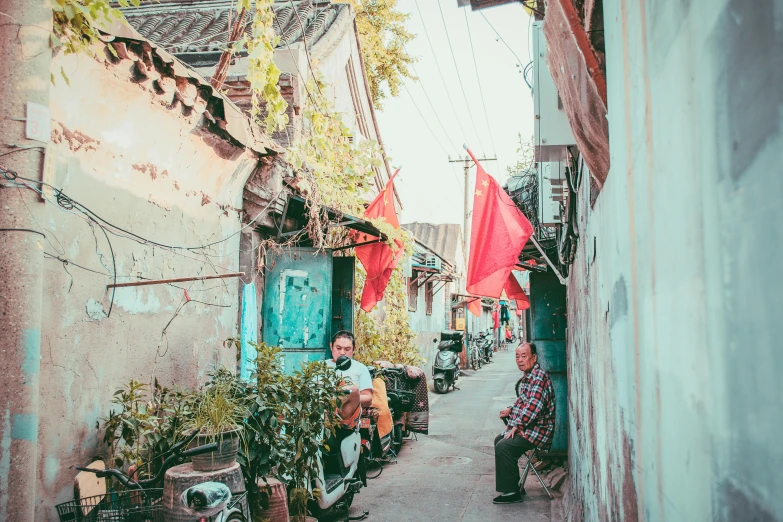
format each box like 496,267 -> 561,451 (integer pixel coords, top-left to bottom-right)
182,442 -> 219,458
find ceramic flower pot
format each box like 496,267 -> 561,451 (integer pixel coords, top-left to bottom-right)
189,429 -> 241,472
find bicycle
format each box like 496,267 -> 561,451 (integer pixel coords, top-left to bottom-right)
56,430 -> 248,522
468,337 -> 483,371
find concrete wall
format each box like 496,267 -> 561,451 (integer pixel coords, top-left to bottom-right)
564,1 -> 783,520
34,50 -> 260,515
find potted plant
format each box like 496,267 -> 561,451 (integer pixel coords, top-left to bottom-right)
102,379 -> 189,483
182,369 -> 248,472
238,342 -> 293,522
281,360 -> 343,522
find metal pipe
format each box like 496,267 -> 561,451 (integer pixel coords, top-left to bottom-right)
0,2 -> 52,519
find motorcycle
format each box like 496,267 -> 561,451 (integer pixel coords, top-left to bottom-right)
432,330 -> 464,394
360,366 -> 415,476
309,355 -> 366,518
477,331 -> 494,364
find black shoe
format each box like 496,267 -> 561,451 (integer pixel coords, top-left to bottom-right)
493,492 -> 524,504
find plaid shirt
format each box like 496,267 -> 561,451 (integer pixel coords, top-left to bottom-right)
505,363 -> 556,449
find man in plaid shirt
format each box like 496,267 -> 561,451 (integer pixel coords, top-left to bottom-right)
493,342 -> 556,504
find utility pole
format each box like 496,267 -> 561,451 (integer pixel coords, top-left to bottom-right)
449,155 -> 497,266
0,2 -> 52,520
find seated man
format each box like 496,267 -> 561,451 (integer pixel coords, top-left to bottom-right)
326,330 -> 373,428
493,342 -> 556,504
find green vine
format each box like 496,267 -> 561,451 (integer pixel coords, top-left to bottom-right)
236,0 -> 289,134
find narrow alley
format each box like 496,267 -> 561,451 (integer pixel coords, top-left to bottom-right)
353,349 -> 555,522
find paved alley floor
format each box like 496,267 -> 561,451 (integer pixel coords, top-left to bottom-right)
348,348 -> 555,522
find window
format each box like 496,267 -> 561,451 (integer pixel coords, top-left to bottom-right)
408,275 -> 418,312
425,281 -> 434,316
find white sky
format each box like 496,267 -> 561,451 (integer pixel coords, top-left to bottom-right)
376,0 -> 535,226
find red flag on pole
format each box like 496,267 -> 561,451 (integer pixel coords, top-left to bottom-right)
468,297 -> 482,318
465,148 -> 534,298
355,170 -> 404,312
504,271 -> 530,311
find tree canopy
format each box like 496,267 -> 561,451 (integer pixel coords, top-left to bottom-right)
343,0 -> 416,109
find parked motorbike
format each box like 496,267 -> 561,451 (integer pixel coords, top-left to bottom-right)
477,330 -> 494,364
309,355 -> 366,518
360,365 -> 416,477
381,366 -> 416,454
432,331 -> 464,394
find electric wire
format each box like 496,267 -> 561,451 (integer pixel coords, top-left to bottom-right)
406,53 -> 460,156
480,11 -> 525,67
401,83 -> 450,158
464,9 -> 497,158
437,1 -> 485,155
413,0 -> 469,145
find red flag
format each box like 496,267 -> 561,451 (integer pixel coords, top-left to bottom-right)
468,297 -> 482,318
355,170 -> 404,312
504,271 -> 530,311
466,149 -> 533,298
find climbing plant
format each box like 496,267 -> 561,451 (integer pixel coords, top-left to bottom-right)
341,0 -> 416,108
236,0 -> 289,134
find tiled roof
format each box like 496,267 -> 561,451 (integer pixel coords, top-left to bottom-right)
403,223 -> 463,264
121,0 -> 347,55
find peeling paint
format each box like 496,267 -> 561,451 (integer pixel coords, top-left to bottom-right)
44,456 -> 60,487
22,329 -> 41,384
85,298 -> 107,322
0,409 -> 11,520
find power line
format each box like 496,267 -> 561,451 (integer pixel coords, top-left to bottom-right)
480,11 -> 525,67
413,0 -> 469,145
437,1 -> 485,155
406,54 -> 460,156
464,9 -> 497,158
402,83 -> 451,158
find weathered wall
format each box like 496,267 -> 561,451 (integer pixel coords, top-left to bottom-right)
564,0 -> 783,520
35,49 -> 261,516
409,282 -> 448,379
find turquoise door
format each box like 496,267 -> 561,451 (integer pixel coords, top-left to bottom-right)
529,270 -> 568,456
263,248 -> 333,374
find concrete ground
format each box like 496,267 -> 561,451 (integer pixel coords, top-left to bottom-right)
347,348 -> 558,522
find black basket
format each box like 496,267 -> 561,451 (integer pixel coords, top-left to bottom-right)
387,389 -> 416,412
55,489 -> 163,522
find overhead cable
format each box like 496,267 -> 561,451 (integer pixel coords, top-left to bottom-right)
464,9 -> 497,158
413,0 -> 469,145
438,1 -> 485,155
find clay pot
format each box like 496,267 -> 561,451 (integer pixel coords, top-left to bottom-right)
190,429 -> 241,471
252,477 -> 289,522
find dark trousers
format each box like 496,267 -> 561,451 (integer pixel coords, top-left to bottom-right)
494,433 -> 535,493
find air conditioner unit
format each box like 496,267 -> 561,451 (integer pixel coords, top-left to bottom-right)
424,255 -> 442,272
532,21 -> 575,162
537,161 -> 566,227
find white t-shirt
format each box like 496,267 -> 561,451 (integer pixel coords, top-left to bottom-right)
326,358 -> 373,391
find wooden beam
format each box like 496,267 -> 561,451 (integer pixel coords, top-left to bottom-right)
107,272 -> 245,289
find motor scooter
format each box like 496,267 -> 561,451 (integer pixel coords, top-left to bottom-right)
432,331 -> 464,394
308,355 -> 366,519
477,330 -> 494,364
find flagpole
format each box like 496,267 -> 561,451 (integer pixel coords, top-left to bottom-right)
461,145 -> 566,287
530,235 -> 567,285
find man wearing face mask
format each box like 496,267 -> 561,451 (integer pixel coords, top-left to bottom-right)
326,330 -> 373,427
493,342 -> 556,504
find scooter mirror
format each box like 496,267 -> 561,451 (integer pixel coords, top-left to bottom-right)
335,355 -> 352,371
